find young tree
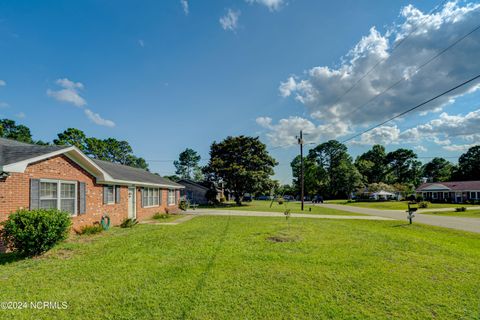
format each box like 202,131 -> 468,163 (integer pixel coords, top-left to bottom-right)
455,146 -> 480,180
422,157 -> 454,182
203,136 -> 277,205
174,148 -> 202,180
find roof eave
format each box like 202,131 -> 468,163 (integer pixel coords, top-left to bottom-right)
96,178 -> 185,189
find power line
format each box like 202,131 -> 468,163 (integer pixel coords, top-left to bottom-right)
327,0 -> 448,109
346,21 -> 480,118
341,73 -> 480,144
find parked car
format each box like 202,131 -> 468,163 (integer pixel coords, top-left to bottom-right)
243,194 -> 253,202
312,195 -> 324,203
256,195 -> 272,200
283,195 -> 295,201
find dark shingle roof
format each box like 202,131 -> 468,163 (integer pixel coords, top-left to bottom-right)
0,138 -> 69,166
0,137 -> 181,188
92,159 -> 182,188
416,181 -> 480,191
178,179 -> 209,190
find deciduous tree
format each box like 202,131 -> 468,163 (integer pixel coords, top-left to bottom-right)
203,136 -> 277,205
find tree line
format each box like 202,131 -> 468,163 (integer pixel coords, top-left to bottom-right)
289,141 -> 480,199
0,119 -> 148,170
172,137 -> 480,203
3,117 -> 479,203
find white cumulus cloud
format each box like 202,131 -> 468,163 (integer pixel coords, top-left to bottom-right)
220,9 -> 240,31
47,78 -> 86,107
256,116 -> 349,147
47,78 -> 115,128
0,80 -> 6,87
275,2 -> 480,129
84,109 -> 115,128
352,125 -> 401,145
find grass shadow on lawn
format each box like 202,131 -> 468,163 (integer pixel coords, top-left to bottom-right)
391,223 -> 413,228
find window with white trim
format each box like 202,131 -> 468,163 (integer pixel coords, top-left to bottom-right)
40,180 -> 77,215
106,185 -> 115,204
168,189 -> 176,206
471,192 -> 477,199
143,188 -> 160,207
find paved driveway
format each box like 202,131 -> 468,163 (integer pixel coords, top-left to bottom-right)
318,203 -> 480,234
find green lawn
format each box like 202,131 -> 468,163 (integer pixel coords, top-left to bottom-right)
422,209 -> 480,218
327,200 -> 475,210
1,216 -> 479,319
201,200 -> 364,215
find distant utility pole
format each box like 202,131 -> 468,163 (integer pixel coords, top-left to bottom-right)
297,130 -> 304,211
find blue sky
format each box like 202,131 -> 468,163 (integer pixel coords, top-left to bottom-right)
0,0 -> 479,185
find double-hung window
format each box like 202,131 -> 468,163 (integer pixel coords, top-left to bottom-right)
168,189 -> 176,206
40,180 -> 77,215
143,188 -> 160,207
106,185 -> 115,204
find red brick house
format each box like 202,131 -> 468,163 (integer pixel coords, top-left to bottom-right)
416,181 -> 480,203
0,137 -> 184,229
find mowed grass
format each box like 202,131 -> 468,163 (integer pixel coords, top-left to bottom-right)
202,200 -> 364,215
0,216 -> 480,319
422,209 -> 480,218
327,200 -> 475,210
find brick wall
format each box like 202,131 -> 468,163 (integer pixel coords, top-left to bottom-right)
0,154 -> 180,231
135,189 -> 180,221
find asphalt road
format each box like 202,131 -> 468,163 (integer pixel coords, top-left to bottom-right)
318,203 -> 480,234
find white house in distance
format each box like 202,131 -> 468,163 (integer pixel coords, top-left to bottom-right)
416,181 -> 480,203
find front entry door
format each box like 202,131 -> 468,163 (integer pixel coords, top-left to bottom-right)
128,187 -> 136,219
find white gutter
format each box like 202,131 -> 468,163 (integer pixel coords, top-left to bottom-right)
96,178 -> 185,189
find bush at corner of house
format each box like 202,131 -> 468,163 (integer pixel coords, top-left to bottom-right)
153,212 -> 169,220
77,223 -> 104,235
455,207 -> 467,212
179,200 -> 188,211
120,218 -> 138,228
418,201 -> 429,208
1,209 -> 71,256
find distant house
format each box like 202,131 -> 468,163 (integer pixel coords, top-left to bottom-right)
0,137 -> 184,229
355,188 -> 399,201
370,190 -> 396,201
416,181 -> 480,203
178,179 -> 223,205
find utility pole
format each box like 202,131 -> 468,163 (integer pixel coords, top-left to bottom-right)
298,130 -> 304,211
